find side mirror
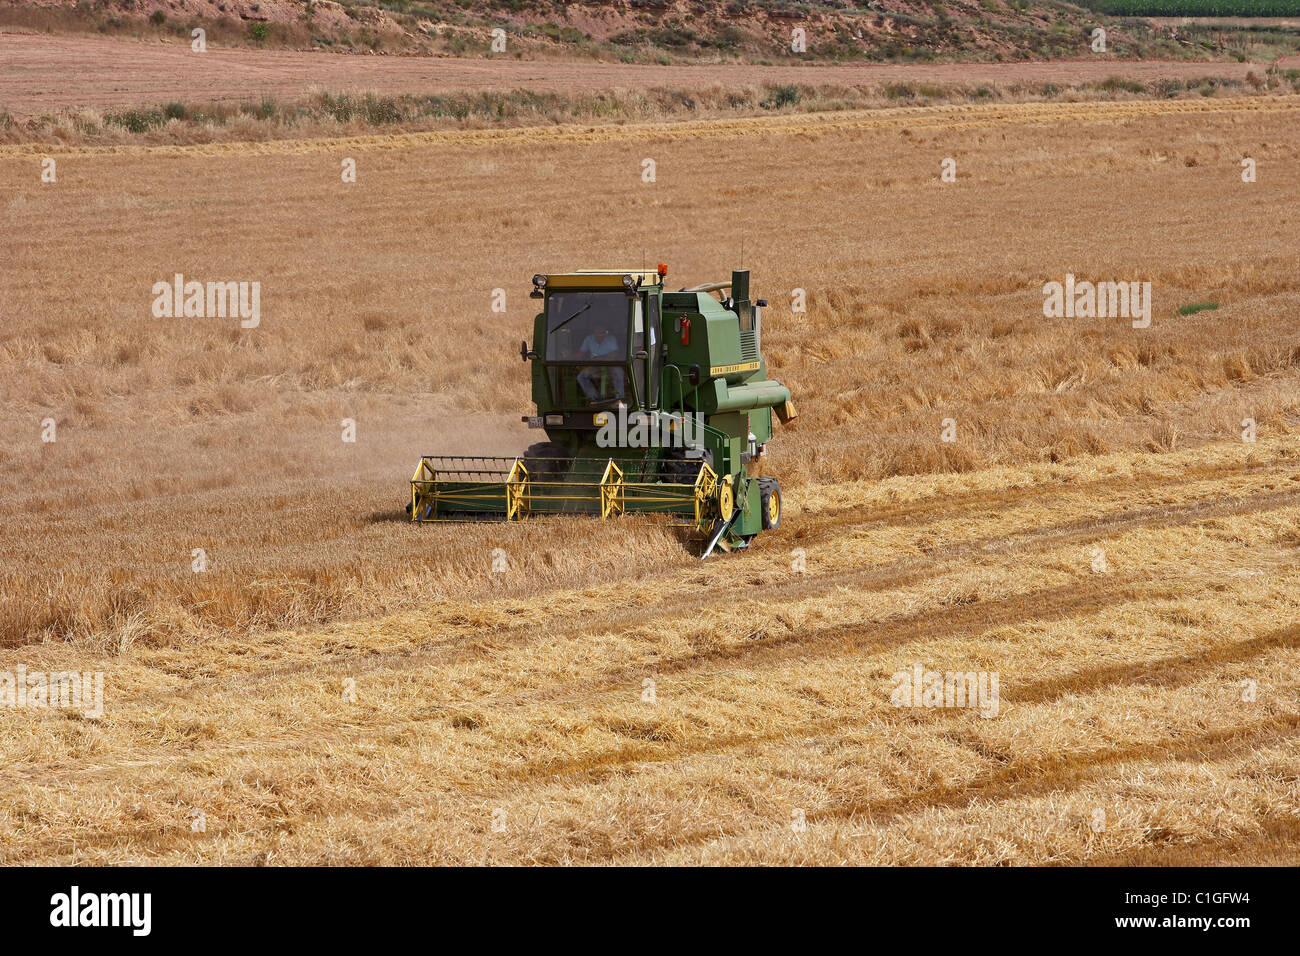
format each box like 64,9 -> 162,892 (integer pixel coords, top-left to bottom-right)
520,340 -> 537,362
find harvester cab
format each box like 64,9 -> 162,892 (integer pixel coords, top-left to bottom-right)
410,265 -> 797,556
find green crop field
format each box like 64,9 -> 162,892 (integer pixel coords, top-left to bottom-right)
1082,0 -> 1300,14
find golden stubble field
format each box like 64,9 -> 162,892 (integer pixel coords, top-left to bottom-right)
1,94 -> 1298,864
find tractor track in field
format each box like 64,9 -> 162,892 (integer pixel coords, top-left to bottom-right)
6,454 -> 1293,797
1002,624 -> 1300,707
9,575 -> 1291,801
493,623 -> 1300,791
11,486 -> 1295,795
20,703 -> 1298,865
788,455 -> 1300,547
482,575 -> 1167,717
5,94 -> 1299,159
512,710 -> 1300,864
292,475 -> 1300,694
19,710 -> 1300,866
1087,812 -> 1300,866
700,714 -> 1297,862
72,468 -> 1300,720
811,712 -> 1300,829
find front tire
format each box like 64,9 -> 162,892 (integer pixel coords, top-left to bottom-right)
523,442 -> 571,483
659,447 -> 714,484
758,477 -> 781,530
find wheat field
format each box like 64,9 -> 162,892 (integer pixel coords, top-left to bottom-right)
1,93 -> 1298,864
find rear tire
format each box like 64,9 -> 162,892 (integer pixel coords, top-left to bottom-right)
758,477 -> 781,530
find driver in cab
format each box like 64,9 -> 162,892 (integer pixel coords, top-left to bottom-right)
576,326 -> 626,401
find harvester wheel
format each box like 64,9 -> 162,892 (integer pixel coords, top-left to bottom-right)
758,477 -> 782,530
717,480 -> 735,522
659,447 -> 713,484
523,442 -> 571,482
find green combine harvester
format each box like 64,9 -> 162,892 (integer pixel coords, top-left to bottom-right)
409,265 -> 796,556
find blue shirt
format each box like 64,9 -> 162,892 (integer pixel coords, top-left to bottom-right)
580,333 -> 620,358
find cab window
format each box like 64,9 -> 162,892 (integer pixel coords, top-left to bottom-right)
545,292 -> 629,362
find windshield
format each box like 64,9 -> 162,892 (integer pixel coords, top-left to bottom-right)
544,291 -> 632,410
545,292 -> 629,363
